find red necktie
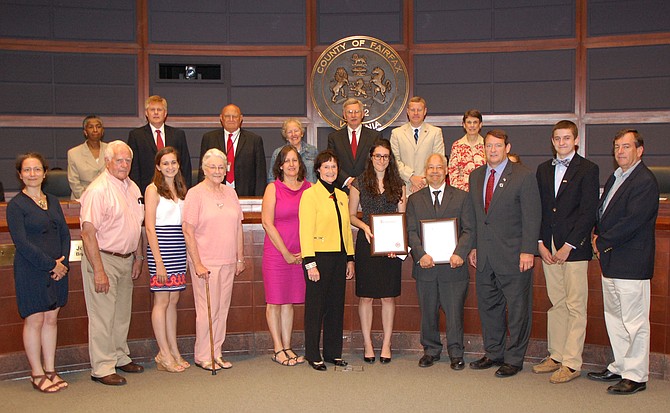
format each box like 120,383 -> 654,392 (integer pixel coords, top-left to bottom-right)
351,130 -> 358,158
226,133 -> 235,183
485,169 -> 495,213
156,130 -> 164,150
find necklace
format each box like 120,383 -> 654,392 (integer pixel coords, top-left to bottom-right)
24,190 -> 47,210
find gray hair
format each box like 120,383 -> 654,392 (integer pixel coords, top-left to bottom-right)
281,118 -> 305,140
104,140 -> 133,161
424,153 -> 448,171
202,148 -> 227,166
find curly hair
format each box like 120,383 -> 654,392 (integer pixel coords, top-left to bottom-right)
152,147 -> 187,200
359,138 -> 403,204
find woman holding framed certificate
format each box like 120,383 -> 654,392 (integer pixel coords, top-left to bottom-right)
348,139 -> 406,364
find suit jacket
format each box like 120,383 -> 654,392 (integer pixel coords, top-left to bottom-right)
536,154 -> 599,261
198,128 -> 266,197
469,161 -> 541,274
390,122 -> 445,195
128,124 -> 192,194
67,141 -> 108,199
595,161 -> 659,280
406,185 -> 475,282
298,180 -> 354,258
327,126 -> 381,189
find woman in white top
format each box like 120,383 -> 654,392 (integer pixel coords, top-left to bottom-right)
67,115 -> 108,199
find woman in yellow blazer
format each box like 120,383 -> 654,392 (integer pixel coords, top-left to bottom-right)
299,149 -> 355,371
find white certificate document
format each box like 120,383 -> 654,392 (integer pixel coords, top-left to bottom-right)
370,213 -> 408,256
421,219 -> 458,264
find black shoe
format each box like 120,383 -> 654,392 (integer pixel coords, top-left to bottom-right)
450,357 -> 465,370
325,358 -> 348,367
587,369 -> 622,382
418,354 -> 440,368
495,363 -> 522,378
379,357 -> 392,364
469,356 -> 503,370
607,379 -> 646,395
308,361 -> 327,371
363,355 -> 375,364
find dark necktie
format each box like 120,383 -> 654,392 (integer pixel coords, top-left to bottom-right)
351,130 -> 358,158
414,128 -> 419,143
433,190 -> 441,211
156,130 -> 164,150
485,169 -> 495,213
226,133 -> 235,183
552,158 -> 570,167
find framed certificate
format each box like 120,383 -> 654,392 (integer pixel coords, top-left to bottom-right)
369,213 -> 408,256
420,218 -> 459,264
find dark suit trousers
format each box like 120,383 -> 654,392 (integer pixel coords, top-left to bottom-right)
476,264 -> 533,367
416,275 -> 468,358
304,252 -> 346,363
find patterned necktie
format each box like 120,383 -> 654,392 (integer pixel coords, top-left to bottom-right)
414,128 -> 419,143
226,133 -> 235,183
552,158 -> 570,167
156,130 -> 164,150
433,190 -> 441,210
351,130 -> 358,158
485,169 -> 495,213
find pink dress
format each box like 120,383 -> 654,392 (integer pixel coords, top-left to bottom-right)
262,179 -> 311,304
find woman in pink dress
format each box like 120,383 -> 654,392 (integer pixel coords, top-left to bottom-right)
261,145 -> 311,366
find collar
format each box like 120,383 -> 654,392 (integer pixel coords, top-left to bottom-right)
428,182 -> 446,194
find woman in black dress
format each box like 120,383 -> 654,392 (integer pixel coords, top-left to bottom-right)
7,153 -> 70,393
348,139 -> 406,364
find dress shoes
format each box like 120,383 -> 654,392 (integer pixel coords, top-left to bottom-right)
379,356 -> 391,364
325,358 -> 348,367
116,361 -> 144,373
91,373 -> 126,386
450,357 -> 465,371
469,356 -> 503,370
587,369 -> 622,382
607,379 -> 646,395
495,363 -> 522,378
308,361 -> 327,371
363,355 -> 375,364
418,354 -> 440,368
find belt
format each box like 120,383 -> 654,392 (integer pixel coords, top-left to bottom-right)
99,249 -> 133,259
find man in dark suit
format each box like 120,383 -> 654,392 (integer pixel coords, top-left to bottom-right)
327,98 -> 381,191
127,95 -> 192,194
533,120 -> 599,384
406,153 -> 475,370
467,129 -> 541,377
588,129 -> 659,395
198,104 -> 266,196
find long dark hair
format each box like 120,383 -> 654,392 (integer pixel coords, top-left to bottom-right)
360,139 -> 403,204
272,145 -> 306,182
152,147 -> 187,200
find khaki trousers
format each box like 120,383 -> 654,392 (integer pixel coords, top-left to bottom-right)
82,252 -> 134,377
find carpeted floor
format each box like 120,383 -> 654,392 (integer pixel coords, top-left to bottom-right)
2,354 -> 669,413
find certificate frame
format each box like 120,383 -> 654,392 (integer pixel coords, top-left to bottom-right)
369,213 -> 408,256
420,218 -> 459,264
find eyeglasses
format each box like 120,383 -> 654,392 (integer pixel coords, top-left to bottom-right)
372,154 -> 390,161
22,167 -> 44,173
205,164 -> 226,171
223,115 -> 240,120
346,110 -> 361,115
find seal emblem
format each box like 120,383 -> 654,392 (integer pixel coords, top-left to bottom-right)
311,36 -> 409,130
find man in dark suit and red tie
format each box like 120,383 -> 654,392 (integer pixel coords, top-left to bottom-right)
127,95 -> 192,194
467,129 -> 541,378
588,129 -> 659,395
327,98 -> 381,192
533,120 -> 599,384
198,104 -> 266,196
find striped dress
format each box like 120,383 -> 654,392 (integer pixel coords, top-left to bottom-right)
147,190 -> 187,292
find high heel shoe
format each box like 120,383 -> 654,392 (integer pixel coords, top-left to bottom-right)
363,355 -> 376,363
174,356 -> 191,369
155,354 -> 185,373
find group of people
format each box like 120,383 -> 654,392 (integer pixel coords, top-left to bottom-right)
7,95 -> 659,396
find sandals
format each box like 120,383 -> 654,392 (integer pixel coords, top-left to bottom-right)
174,356 -> 191,369
155,354 -> 185,373
215,356 -> 233,369
195,360 -> 220,371
271,349 -> 296,366
44,371 -> 68,390
285,348 -> 305,364
31,375 -> 60,393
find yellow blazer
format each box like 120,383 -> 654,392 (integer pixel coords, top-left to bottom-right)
299,180 -> 354,258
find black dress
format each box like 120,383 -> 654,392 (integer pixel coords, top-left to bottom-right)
7,193 -> 70,318
352,177 -> 402,298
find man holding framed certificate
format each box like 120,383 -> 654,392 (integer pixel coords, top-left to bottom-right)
406,153 -> 475,370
